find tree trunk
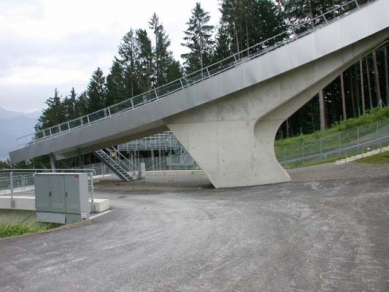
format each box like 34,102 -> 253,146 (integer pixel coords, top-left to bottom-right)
385,45 -> 389,105
366,57 -> 373,108
354,63 -> 361,116
360,59 -> 366,114
341,73 -> 347,120
373,51 -> 382,105
319,90 -> 326,130
350,71 -> 356,117
308,0 -> 315,28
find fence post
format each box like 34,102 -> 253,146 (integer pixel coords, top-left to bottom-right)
10,171 -> 15,208
357,126 -> 360,154
375,121 -> 381,153
302,140 -> 305,166
320,136 -> 323,161
338,132 -> 341,158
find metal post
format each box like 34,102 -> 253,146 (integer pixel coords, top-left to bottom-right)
206,67 -> 211,78
338,132 -> 341,158
320,136 -> 323,161
357,127 -> 360,154
10,171 -> 15,208
375,121 -> 378,151
179,78 -> 184,89
302,140 -> 305,166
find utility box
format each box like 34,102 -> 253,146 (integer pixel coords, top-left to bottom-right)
35,173 -> 90,224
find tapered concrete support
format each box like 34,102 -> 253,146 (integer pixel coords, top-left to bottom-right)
167,32 -> 389,188
49,153 -> 56,172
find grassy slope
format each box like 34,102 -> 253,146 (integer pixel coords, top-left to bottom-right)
275,107 -> 389,167
355,151 -> 389,164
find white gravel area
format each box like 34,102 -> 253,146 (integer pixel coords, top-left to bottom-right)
288,162 -> 389,182
94,162 -> 389,191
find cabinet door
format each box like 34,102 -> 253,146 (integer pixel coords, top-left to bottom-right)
35,175 -> 50,212
65,174 -> 81,214
49,175 -> 66,213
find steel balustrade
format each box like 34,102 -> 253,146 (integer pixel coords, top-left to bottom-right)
16,0 -> 373,148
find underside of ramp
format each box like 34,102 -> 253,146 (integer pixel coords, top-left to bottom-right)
167,31 -> 389,188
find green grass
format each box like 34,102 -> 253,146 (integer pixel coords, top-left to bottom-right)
355,151 -> 389,164
275,107 -> 389,164
0,222 -> 58,239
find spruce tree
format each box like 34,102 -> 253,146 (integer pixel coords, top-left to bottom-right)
106,58 -> 126,106
220,0 -> 286,55
213,24 -> 232,63
35,88 -> 65,131
86,67 -> 106,113
181,2 -> 215,74
149,13 -> 183,87
62,88 -> 77,120
118,29 -> 140,98
135,29 -> 153,93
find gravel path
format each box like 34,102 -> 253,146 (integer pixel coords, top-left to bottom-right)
94,162 -> 389,192
2,162 -> 389,292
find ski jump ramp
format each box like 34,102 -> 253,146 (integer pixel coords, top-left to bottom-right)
10,0 -> 389,188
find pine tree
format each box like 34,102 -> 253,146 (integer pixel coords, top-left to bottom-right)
86,67 -> 106,113
181,2 -> 215,74
62,87 -> 77,120
117,29 -> 140,98
135,29 -> 153,93
149,13 -> 170,87
213,24 -> 232,63
278,0 -> 341,31
35,88 -> 65,131
106,58 -> 126,106
220,0 -> 286,55
76,91 -> 88,116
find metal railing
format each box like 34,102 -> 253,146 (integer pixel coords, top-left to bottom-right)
118,131 -> 183,152
15,0 -> 374,148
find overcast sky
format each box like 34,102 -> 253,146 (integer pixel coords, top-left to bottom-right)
0,0 -> 220,113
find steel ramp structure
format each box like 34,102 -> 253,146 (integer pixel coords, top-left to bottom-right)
94,147 -> 140,181
9,0 -> 389,188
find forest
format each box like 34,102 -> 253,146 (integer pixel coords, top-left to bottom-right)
29,0 -> 389,162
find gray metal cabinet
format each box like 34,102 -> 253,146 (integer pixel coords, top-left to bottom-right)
35,173 -> 90,224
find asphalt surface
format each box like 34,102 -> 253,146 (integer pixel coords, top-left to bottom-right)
1,165 -> 389,291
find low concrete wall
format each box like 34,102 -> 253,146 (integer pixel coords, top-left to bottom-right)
0,196 -> 110,213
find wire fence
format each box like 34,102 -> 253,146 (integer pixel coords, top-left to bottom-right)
276,120 -> 389,168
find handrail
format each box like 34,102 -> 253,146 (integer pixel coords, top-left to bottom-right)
16,0 -> 374,148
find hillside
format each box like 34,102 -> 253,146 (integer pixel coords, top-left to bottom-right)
0,107 -> 40,160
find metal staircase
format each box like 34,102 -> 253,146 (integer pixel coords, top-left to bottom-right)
94,147 -> 140,182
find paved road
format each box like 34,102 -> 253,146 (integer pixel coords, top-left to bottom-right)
1,172 -> 389,291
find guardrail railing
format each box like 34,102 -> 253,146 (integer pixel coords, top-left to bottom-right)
16,0 -> 374,148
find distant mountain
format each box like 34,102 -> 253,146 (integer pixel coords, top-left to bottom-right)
0,107 -> 41,161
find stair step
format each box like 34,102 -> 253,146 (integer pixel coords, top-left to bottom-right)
94,147 -> 140,182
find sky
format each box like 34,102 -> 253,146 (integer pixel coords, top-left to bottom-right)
0,0 -> 221,113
